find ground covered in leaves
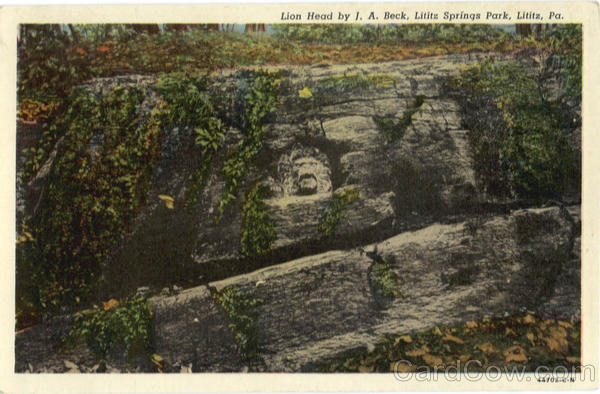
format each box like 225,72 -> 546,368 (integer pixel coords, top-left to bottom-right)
314,315 -> 580,373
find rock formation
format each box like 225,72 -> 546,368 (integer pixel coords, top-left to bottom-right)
15,53 -> 581,372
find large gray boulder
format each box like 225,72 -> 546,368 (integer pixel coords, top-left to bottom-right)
148,205 -> 578,372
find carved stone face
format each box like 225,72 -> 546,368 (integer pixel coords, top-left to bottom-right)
276,146 -> 332,197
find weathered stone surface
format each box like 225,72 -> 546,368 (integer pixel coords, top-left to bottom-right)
16,53 -> 581,373
15,317 -> 94,373
140,206 -> 577,371
149,286 -> 244,372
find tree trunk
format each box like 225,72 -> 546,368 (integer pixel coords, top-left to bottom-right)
166,24 -> 190,33
131,24 -> 161,35
516,24 -> 532,36
68,24 -> 80,44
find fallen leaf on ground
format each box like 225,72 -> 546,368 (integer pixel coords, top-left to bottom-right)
504,345 -> 528,363
394,335 -> 412,345
444,333 -> 465,344
522,314 -> 536,324
422,354 -> 443,367
406,346 -> 430,357
390,362 -> 416,372
505,327 -> 517,337
478,343 -> 497,356
545,336 -> 569,355
558,321 -> 573,329
458,354 -> 472,363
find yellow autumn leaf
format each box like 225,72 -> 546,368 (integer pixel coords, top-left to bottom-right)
298,87 -> 313,98
390,362 -> 416,372
422,354 -> 443,367
358,364 -> 375,373
158,194 -> 175,209
444,333 -> 465,345
504,345 -> 528,363
505,327 -> 517,337
465,321 -> 478,329
458,354 -> 472,363
394,335 -> 412,345
566,356 -> 580,364
522,315 -> 537,324
558,321 -> 574,329
478,342 -> 497,356
151,353 -> 163,362
549,326 -> 568,339
433,326 -> 443,336
406,346 -> 430,357
526,332 -> 536,345
17,231 -> 34,244
102,298 -> 119,311
151,353 -> 164,371
545,336 -> 569,354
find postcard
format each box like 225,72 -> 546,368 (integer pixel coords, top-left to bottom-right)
0,1 -> 598,392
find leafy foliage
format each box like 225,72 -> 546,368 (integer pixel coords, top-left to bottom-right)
368,255 -> 403,306
319,72 -> 397,91
450,54 -> 580,200
314,315 -> 580,372
67,295 -> 154,363
273,24 -> 512,46
317,187 -> 360,237
374,95 -> 425,143
211,287 -> 263,361
241,182 -> 277,257
18,25 -> 93,100
216,71 -> 280,220
17,87 -> 165,316
154,72 -> 226,206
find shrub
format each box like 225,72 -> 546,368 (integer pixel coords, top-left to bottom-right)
450,56 -> 580,201
368,255 -> 402,305
67,295 -> 154,363
241,182 -> 277,257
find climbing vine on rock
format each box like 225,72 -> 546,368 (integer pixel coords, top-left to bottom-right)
154,72 -> 226,207
210,286 -> 263,361
17,86 -> 165,318
367,254 -> 403,308
216,70 -> 281,221
241,182 -> 277,257
317,186 -> 360,237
